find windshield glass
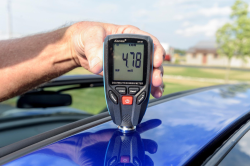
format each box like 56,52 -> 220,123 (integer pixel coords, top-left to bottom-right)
219,130 -> 250,166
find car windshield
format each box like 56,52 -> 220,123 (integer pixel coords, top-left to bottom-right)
0,77 -> 106,119
219,129 -> 250,166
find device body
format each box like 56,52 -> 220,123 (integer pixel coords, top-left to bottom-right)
103,34 -> 153,128
104,130 -> 145,166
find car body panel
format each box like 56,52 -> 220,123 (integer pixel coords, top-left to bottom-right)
4,84 -> 250,166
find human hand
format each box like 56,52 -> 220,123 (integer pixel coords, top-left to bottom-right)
70,22 -> 165,98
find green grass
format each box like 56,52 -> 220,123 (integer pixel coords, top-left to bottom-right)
43,86 -> 106,115
163,66 -> 250,82
5,66 -> 242,115
1,97 -> 18,107
64,87 -> 106,114
66,66 -> 250,82
1,80 -> 214,115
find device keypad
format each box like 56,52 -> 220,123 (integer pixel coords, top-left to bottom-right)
137,91 -> 146,105
128,87 -> 140,95
109,91 -> 118,104
115,87 -> 126,95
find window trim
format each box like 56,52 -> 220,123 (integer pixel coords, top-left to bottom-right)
203,120 -> 250,166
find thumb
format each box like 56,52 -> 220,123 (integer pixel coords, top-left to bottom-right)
77,25 -> 106,74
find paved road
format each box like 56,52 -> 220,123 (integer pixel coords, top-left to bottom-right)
163,63 -> 250,71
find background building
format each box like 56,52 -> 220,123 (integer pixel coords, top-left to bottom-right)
185,41 -> 250,68
161,43 -> 174,62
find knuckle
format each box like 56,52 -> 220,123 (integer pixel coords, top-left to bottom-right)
119,25 -> 140,33
125,25 -> 139,30
86,25 -> 104,33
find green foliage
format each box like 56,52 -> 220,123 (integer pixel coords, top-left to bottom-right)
216,0 -> 250,81
231,0 -> 250,60
174,49 -> 186,56
216,23 -> 237,60
216,0 -> 250,61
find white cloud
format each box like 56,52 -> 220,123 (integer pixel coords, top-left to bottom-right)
0,0 -> 240,49
238,132 -> 250,156
182,21 -> 190,27
175,19 -> 228,37
174,15 -> 185,20
197,5 -> 231,17
174,4 -> 232,20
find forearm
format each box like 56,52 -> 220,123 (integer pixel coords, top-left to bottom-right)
0,27 -> 77,101
0,21 -> 165,101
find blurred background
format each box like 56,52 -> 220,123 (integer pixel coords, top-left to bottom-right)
1,0 -> 250,114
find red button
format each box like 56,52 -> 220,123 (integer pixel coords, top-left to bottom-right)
122,96 -> 133,105
120,156 -> 130,163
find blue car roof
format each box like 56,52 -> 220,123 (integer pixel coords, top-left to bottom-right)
4,84 -> 250,166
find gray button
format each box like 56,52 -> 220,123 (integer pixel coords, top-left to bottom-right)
129,87 -> 140,95
137,91 -> 146,105
115,87 -> 126,95
109,91 -> 118,104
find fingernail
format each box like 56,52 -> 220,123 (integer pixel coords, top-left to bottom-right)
159,86 -> 163,93
89,57 -> 101,69
158,91 -> 162,98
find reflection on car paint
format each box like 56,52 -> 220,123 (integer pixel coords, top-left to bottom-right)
105,120 -> 161,166
4,84 -> 250,166
5,119 -> 161,166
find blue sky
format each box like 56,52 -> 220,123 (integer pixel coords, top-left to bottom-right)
0,0 -> 250,49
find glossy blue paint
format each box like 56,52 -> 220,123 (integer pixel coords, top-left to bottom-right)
5,85 -> 250,166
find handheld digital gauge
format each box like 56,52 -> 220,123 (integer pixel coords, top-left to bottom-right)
103,34 -> 153,132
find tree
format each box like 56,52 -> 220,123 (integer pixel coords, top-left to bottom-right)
216,23 -> 237,82
216,0 -> 250,82
231,0 -> 250,63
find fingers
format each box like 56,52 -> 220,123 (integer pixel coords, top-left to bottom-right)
142,139 -> 158,154
120,26 -> 165,98
136,119 -> 162,134
152,66 -> 163,87
145,155 -> 154,166
151,83 -> 164,98
151,65 -> 164,98
77,26 -> 106,74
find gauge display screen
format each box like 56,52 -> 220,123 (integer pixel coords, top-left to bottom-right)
113,43 -> 144,81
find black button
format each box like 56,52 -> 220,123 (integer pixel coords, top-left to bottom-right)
129,87 -> 140,95
115,87 -> 126,95
125,164 -> 134,166
116,164 -> 124,166
109,91 -> 118,104
108,156 -> 117,166
133,157 -> 141,166
137,92 -> 146,105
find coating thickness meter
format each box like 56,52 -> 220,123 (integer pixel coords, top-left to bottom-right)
103,34 -> 153,132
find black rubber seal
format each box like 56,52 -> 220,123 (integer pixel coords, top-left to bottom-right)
204,120 -> 250,166
0,112 -> 110,165
184,111 -> 250,166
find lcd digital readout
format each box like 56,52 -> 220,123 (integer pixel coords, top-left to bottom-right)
113,43 -> 144,81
